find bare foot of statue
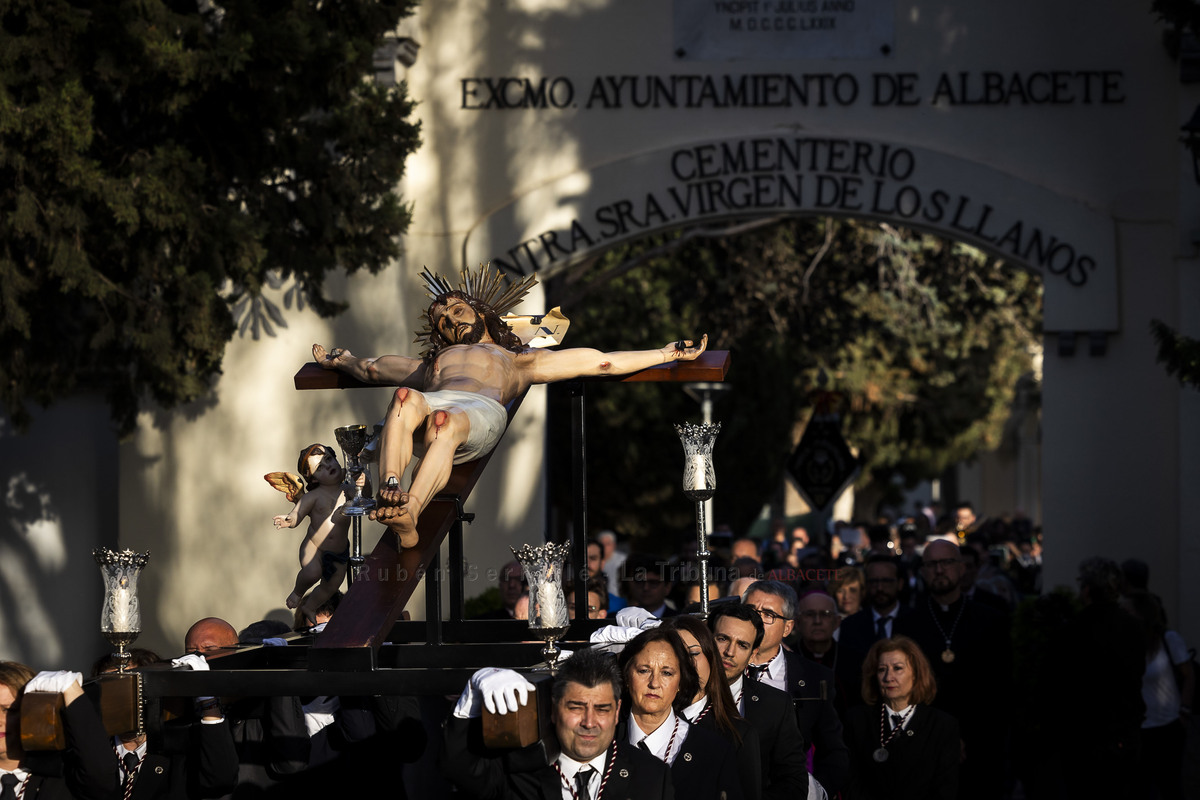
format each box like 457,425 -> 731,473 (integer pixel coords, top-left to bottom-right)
383,507 -> 419,548
285,591 -> 302,610
370,494 -> 409,521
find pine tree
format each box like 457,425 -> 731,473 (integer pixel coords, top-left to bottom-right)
0,0 -> 421,434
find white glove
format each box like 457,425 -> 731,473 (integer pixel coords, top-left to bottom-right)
588,626 -> 644,653
452,668 -> 535,719
261,638 -> 288,647
171,653 -> 210,671
615,607 -> 661,630
25,670 -> 83,695
171,653 -> 218,704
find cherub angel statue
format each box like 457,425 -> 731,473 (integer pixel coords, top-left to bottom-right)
265,443 -> 363,623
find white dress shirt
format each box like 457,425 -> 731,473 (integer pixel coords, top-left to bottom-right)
682,695 -> 709,722
555,750 -> 608,800
628,710 -> 686,765
747,647 -> 788,692
729,676 -> 746,714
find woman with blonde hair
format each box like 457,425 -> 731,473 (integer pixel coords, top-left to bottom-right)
830,566 -> 866,619
842,636 -> 958,800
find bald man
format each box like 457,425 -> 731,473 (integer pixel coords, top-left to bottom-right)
184,617 -> 239,655
898,540 -> 1011,800
182,617 -> 310,796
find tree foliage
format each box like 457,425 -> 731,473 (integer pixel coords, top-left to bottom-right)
545,218 -> 1041,551
0,0 -> 421,434
1151,318 -> 1200,388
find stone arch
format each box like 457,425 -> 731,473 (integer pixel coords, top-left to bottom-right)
463,134 -> 1115,334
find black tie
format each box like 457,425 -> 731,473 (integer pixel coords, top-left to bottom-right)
891,714 -> 904,730
637,739 -> 651,753
876,615 -> 893,640
574,766 -> 595,800
0,774 -> 18,800
746,663 -> 767,681
122,751 -> 141,800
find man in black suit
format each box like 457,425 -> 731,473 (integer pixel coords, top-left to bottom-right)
443,648 -> 673,799
838,555 -> 913,707
622,554 -> 678,619
184,617 -> 311,798
709,604 -> 808,800
897,539 -> 1010,800
91,649 -> 239,800
742,580 -> 848,797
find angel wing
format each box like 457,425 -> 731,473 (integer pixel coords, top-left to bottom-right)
264,472 -> 306,504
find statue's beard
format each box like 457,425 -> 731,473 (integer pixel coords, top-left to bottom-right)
452,317 -> 486,344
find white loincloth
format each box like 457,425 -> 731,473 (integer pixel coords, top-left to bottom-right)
421,390 -> 509,464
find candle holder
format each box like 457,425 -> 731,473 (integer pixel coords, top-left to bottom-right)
93,547 -> 151,673
675,422 -> 721,619
511,542 -> 571,673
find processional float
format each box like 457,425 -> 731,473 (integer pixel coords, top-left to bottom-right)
20,272 -> 730,751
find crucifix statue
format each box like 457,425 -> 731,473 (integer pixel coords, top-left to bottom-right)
314,265 -> 706,548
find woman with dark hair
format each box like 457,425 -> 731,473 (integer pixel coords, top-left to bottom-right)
843,636 -> 958,800
663,616 -> 763,800
618,628 -> 745,800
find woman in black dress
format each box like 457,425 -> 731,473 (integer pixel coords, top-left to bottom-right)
843,635 -> 959,800
663,615 -> 763,800
618,628 -> 745,800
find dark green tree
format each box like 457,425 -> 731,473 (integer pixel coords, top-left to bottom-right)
0,0 -> 421,434
1150,319 -> 1200,388
545,217 -> 1041,550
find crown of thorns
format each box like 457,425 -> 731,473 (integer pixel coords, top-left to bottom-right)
413,264 -> 538,353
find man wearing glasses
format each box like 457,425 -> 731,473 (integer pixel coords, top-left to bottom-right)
792,591 -> 858,719
742,580 -> 848,798
565,575 -> 609,620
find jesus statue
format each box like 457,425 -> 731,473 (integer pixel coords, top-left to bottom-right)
313,265 -> 706,548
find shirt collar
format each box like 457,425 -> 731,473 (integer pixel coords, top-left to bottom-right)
113,737 -> 148,761
556,749 -> 608,781
886,704 -> 915,729
872,604 -> 899,621
682,695 -> 708,722
628,710 -> 683,762
748,647 -> 788,690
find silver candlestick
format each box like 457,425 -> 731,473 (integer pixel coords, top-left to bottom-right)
675,422 -> 720,619
93,547 -> 151,673
512,542 -> 571,673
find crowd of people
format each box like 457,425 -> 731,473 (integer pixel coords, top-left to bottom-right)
466,501 -> 1193,800
1,502 -> 1193,799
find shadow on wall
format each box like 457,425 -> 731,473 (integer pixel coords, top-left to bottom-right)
0,396 -> 116,669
